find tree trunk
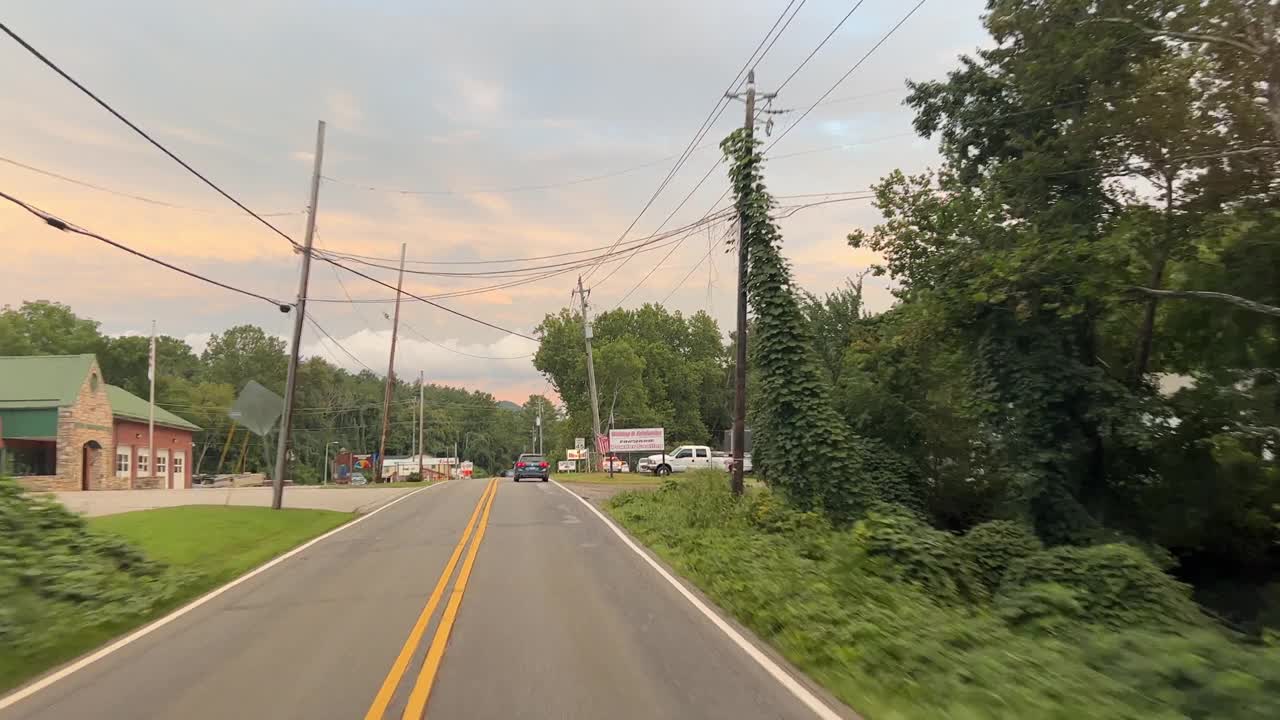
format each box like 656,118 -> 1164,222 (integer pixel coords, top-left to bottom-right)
1131,173 -> 1175,385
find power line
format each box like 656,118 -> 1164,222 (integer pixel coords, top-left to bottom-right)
0,21 -> 301,251
765,0 -> 931,152
399,319 -> 535,361
0,156 -> 301,216
305,314 -> 377,373
775,0 -> 869,94
0,189 -> 289,308
580,0 -> 805,283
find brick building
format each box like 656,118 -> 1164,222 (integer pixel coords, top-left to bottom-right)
0,354 -> 200,491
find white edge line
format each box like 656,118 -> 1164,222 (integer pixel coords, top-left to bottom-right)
0,484 -> 442,711
551,480 -> 845,720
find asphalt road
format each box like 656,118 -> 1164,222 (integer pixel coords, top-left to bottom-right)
1,478 -> 848,719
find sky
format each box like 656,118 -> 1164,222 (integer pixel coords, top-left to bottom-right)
0,0 -> 991,402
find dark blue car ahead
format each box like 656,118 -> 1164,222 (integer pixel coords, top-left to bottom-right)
513,453 -> 549,482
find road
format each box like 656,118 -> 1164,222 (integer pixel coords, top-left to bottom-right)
1,478 -> 848,720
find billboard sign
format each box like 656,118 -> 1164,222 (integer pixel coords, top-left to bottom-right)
566,448 -> 586,460
608,427 -> 664,453
557,460 -> 576,472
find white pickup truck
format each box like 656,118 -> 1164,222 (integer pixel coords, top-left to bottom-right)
637,445 -> 715,476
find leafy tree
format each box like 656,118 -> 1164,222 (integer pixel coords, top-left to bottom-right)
201,325 -> 287,393
0,301 -> 104,356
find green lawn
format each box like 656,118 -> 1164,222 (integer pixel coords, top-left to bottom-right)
90,506 -> 352,586
0,506 -> 350,693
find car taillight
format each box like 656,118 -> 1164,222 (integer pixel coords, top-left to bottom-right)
540,461 -> 548,468
517,462 -> 525,468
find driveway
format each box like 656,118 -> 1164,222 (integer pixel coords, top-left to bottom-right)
52,485 -> 425,517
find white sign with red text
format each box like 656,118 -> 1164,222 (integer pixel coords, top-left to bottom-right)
608,427 -> 665,453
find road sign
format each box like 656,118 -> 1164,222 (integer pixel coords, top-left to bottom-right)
608,427 -> 664,453
574,437 -> 585,450
557,460 -> 576,472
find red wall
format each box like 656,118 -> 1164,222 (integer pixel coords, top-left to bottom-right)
113,420 -> 195,489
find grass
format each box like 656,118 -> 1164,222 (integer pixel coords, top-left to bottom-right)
606,474 -> 1280,719
552,471 -> 662,485
0,506 -> 350,693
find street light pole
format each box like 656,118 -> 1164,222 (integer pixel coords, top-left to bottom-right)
321,441 -> 338,485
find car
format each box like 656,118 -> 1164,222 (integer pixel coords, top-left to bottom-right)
638,445 -> 715,476
711,450 -> 753,473
513,453 -> 549,482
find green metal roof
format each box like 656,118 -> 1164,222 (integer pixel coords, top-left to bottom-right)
0,354 -> 96,407
106,385 -> 202,432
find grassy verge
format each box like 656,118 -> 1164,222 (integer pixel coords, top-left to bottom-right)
606,473 -> 1280,719
0,505 -> 350,693
553,471 -> 662,485
305,480 -> 433,489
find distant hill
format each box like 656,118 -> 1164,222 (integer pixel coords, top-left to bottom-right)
497,400 -> 522,412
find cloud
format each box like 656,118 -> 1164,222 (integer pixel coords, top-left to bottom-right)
300,328 -> 542,401
325,91 -> 365,132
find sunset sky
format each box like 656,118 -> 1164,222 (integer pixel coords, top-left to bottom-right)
1,0 -> 989,402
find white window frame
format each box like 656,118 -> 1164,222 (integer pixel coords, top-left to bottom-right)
172,452 -> 186,484
137,448 -> 150,476
155,449 -> 168,479
115,447 -> 131,477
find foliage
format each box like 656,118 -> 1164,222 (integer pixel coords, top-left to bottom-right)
0,478 -> 179,687
534,304 -> 729,447
960,520 -> 1043,594
1002,544 -> 1202,629
723,128 -> 920,518
608,476 -> 1280,719
844,507 -> 983,603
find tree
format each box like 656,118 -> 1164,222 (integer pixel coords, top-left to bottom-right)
0,301 -> 104,356
99,335 -> 200,397
201,325 -> 287,394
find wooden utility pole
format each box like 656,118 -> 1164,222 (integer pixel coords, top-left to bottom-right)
272,120 -> 325,509
418,370 -> 425,481
725,69 -> 774,497
731,72 -> 755,497
575,276 -> 603,470
376,243 -> 407,483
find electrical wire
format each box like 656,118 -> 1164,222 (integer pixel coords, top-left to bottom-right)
579,0 -> 805,283
765,0 -> 931,152
0,21 -> 302,251
0,189 -> 289,308
305,314 -> 377,372
399,319 -> 535,361
775,0 -> 869,94
0,156 -> 301,216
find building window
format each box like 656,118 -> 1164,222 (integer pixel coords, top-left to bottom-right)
155,452 -> 167,477
116,448 -> 130,476
137,449 -> 150,476
6,442 -> 56,476
173,454 -> 185,479
90,372 -> 99,391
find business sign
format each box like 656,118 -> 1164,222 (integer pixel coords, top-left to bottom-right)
574,437 -> 585,450
608,427 -> 664,453
566,448 -> 586,460
557,460 -> 576,472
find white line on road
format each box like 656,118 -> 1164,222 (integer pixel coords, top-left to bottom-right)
552,480 -> 847,720
0,483 -> 442,712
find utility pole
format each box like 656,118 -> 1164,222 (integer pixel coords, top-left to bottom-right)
574,276 -> 604,470
273,119 -> 325,510
418,371 -> 425,481
725,69 -> 775,497
537,396 -> 543,455
147,320 -> 156,489
376,243 -> 408,484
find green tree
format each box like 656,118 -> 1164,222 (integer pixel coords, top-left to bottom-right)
0,301 -> 104,356
201,325 -> 287,393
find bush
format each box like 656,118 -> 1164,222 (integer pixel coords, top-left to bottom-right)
960,520 -> 1043,593
842,507 -> 984,603
0,478 -> 178,657
605,474 -> 1280,719
1003,544 -> 1202,629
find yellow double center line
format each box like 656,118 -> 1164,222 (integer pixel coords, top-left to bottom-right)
365,478 -> 498,720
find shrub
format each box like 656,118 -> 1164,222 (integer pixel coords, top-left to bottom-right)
1002,544 -> 1202,629
842,507 -> 983,603
0,478 -> 178,657
960,520 -> 1043,593
996,582 -> 1088,635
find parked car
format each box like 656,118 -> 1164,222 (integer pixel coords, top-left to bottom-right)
711,450 -> 753,473
603,454 -> 630,473
513,453 -> 549,482
637,445 -> 715,476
